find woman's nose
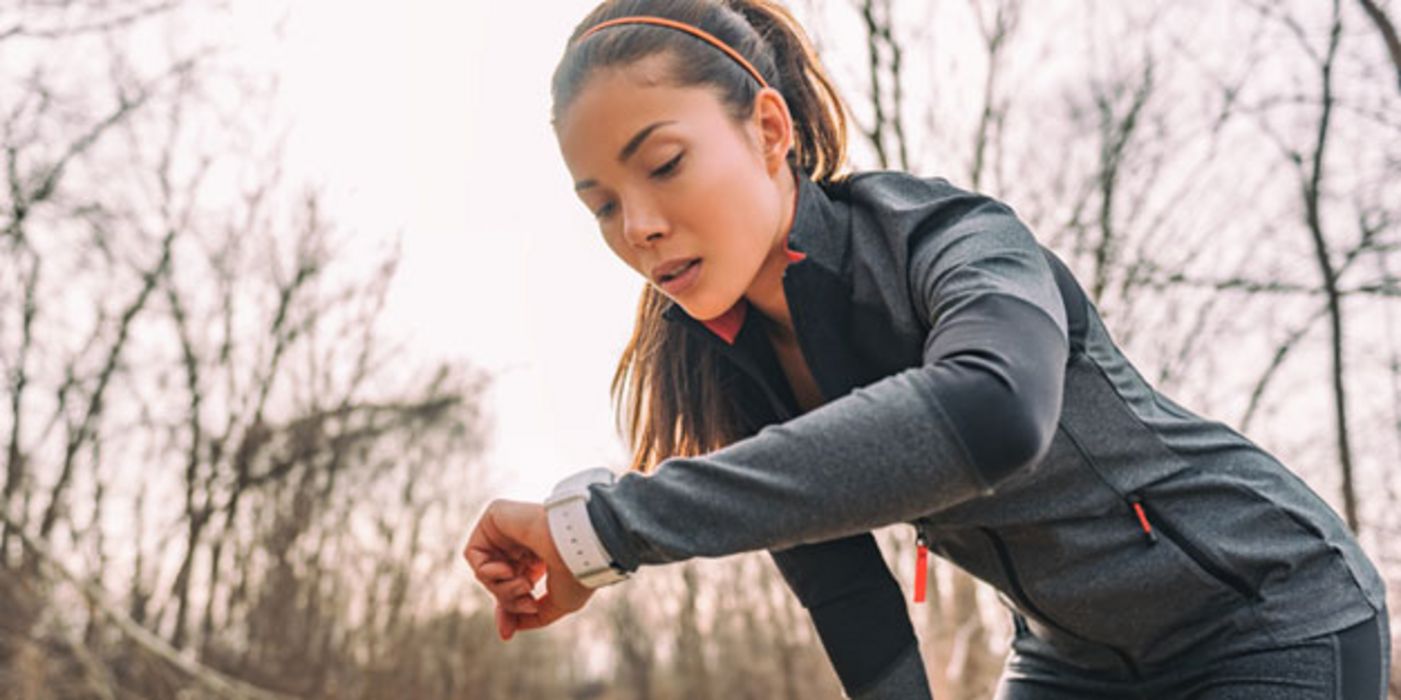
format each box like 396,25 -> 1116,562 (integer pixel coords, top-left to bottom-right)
620,198 -> 668,248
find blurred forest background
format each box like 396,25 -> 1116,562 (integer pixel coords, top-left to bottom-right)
2,0 -> 1400,698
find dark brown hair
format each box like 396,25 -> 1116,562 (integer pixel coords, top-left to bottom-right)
550,0 -> 850,474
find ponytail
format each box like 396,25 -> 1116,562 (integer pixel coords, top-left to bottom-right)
723,0 -> 848,184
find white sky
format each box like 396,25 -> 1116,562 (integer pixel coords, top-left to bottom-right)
276,0 -> 640,502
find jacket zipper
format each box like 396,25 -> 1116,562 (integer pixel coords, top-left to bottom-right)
977,525 -> 1142,679
909,519 -> 1100,626
978,526 -> 1089,641
1127,493 -> 1263,603
711,342 -> 799,422
671,310 -> 800,423
912,520 -> 929,604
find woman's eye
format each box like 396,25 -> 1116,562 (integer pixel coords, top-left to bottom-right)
651,152 -> 684,179
589,154 -> 682,221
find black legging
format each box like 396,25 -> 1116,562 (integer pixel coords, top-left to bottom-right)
994,608 -> 1391,699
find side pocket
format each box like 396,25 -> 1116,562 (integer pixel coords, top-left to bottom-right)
996,504 -> 1252,666
1130,460 -> 1383,624
1128,492 -> 1263,604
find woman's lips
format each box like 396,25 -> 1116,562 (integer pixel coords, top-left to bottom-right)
659,258 -> 702,294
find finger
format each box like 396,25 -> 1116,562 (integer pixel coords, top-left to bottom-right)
503,549 -> 544,581
477,561 -> 542,602
476,567 -> 526,600
467,545 -> 533,585
475,560 -> 516,584
466,541 -> 525,573
495,605 -> 513,642
464,523 -> 494,569
465,508 -> 523,570
503,607 -> 519,641
487,576 -> 532,603
503,593 -> 540,615
467,540 -> 533,581
465,537 -> 500,573
512,593 -> 568,632
524,556 -> 547,584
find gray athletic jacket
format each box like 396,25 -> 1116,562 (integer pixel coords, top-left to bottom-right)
575,161 -> 1388,698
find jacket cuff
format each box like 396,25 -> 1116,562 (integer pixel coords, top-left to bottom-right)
585,482 -> 640,573
849,641 -> 932,700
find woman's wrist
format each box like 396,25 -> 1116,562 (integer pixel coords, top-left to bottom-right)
544,467 -> 631,588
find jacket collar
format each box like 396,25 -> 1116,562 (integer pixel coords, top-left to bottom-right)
660,162 -> 848,344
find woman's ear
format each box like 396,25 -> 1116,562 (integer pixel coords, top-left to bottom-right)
752,87 -> 794,176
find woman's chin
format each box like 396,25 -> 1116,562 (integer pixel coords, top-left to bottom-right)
688,296 -> 745,322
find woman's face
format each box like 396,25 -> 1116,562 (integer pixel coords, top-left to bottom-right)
554,54 -> 793,321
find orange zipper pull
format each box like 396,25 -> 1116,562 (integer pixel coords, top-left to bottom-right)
1128,494 -> 1158,545
913,527 -> 929,603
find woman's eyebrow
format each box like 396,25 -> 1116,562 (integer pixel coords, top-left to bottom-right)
574,119 -> 678,192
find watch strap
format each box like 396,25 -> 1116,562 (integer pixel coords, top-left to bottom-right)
545,467 -> 629,588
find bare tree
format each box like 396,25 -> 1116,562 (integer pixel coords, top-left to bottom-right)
1,3 -> 506,698
1356,0 -> 1401,92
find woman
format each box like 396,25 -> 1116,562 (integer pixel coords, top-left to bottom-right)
464,1 -> 1391,697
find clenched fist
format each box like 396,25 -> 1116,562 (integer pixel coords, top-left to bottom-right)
463,498 -> 595,640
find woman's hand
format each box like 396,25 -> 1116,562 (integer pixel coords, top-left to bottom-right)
463,498 -> 596,641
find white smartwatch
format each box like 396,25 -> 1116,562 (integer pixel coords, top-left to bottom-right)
544,466 -> 631,589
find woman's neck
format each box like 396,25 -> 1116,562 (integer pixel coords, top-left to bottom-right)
744,162 -> 800,343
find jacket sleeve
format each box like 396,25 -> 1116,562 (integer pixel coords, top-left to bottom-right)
581,192 -> 1069,572
767,534 -> 933,699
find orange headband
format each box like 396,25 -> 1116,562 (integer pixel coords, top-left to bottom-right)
575,16 -> 770,89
